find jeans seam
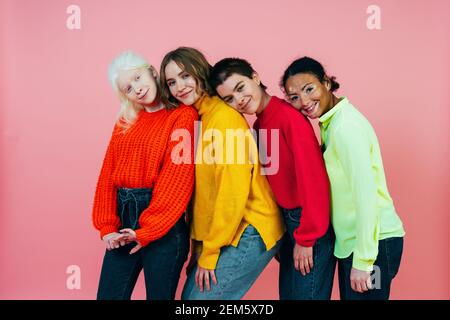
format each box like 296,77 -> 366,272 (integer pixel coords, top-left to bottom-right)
167,226 -> 180,297
217,232 -> 253,296
120,252 -> 141,299
309,241 -> 319,299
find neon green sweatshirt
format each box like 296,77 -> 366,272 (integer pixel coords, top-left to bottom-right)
319,97 -> 405,272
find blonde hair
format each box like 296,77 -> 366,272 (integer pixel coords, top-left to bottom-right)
108,50 -> 155,130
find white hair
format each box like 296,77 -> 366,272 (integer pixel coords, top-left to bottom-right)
108,50 -> 151,130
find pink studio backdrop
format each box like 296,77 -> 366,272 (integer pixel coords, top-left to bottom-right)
1,0 -> 449,300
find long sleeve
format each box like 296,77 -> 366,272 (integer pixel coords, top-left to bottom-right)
92,125 -> 121,239
333,122 -> 379,272
135,108 -> 197,247
286,115 -> 330,247
197,129 -> 253,269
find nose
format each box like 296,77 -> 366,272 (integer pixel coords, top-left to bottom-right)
300,95 -> 310,108
176,79 -> 186,93
132,84 -> 142,95
237,94 -> 245,107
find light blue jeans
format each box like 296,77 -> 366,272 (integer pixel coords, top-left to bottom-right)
181,225 -> 281,300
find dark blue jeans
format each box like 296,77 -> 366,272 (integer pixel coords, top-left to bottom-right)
338,237 -> 404,300
279,207 -> 336,300
97,187 -> 189,300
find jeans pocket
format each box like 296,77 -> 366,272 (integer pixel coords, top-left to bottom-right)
285,208 -> 301,224
386,237 -> 404,279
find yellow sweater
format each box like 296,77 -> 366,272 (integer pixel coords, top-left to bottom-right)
192,95 -> 285,269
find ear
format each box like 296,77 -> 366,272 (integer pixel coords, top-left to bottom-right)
252,72 -> 261,85
149,66 -> 158,78
323,77 -> 331,91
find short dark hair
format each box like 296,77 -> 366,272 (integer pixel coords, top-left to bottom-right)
280,56 -> 340,92
210,57 -> 267,91
160,47 -> 215,109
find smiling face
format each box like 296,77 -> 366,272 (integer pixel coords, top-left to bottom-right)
284,73 -> 333,119
216,73 -> 265,115
164,60 -> 202,106
116,67 -> 158,106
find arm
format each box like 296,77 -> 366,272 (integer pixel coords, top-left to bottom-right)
92,125 -> 121,239
197,117 -> 254,269
286,115 -> 331,247
333,123 -> 379,272
134,108 -> 197,247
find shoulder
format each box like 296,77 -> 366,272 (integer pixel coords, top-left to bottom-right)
210,98 -> 250,130
168,105 -> 198,121
332,101 -> 372,136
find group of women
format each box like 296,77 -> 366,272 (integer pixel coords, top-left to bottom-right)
92,47 -> 405,300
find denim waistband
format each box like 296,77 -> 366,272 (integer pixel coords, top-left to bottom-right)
118,187 -> 153,197
117,187 -> 153,229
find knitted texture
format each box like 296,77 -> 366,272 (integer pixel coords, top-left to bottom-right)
92,105 -> 198,247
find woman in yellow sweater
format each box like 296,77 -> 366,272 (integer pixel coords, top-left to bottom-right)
160,47 -> 285,300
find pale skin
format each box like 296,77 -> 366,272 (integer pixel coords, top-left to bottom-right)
102,65 -> 164,255
216,72 -> 315,277
284,72 -> 372,292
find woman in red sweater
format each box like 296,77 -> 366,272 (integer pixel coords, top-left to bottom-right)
210,58 -> 336,299
92,51 -> 197,300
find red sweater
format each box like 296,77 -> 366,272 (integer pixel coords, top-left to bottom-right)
254,96 -> 330,247
92,105 -> 198,247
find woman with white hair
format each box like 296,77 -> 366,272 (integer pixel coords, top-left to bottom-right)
92,50 -> 198,299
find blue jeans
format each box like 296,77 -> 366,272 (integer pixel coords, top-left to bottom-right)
279,207 -> 336,300
97,188 -> 189,300
181,225 -> 281,300
338,237 -> 404,300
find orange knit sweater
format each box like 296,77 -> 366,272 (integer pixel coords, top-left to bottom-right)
92,105 -> 198,247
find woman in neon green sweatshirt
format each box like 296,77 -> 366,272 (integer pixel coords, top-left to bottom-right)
281,56 -> 405,300
160,47 -> 285,300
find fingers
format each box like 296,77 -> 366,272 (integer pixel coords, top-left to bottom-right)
195,268 -> 200,288
111,238 -> 120,249
308,254 -> 314,271
351,278 -> 370,293
129,244 -> 142,255
210,270 -> 217,286
293,256 -> 300,271
198,270 -> 204,292
204,271 -> 210,291
299,257 -> 306,276
366,275 -> 373,290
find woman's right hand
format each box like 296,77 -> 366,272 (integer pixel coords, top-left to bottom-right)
102,232 -> 125,250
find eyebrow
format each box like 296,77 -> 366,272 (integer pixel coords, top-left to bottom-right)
166,69 -> 187,82
233,81 -> 244,91
301,82 -> 312,91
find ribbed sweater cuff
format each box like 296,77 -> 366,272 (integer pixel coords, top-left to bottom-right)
198,251 -> 220,270
100,225 -> 119,239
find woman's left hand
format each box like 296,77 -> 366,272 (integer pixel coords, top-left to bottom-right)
195,266 -> 217,292
350,267 -> 372,293
118,228 -> 142,254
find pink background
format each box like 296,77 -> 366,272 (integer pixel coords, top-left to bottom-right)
1,0 -> 449,299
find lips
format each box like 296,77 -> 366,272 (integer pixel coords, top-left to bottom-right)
138,89 -> 148,100
304,101 -> 319,114
240,99 -> 251,113
178,90 -> 192,99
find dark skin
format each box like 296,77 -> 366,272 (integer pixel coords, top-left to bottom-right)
284,73 -> 340,119
284,72 -> 373,293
